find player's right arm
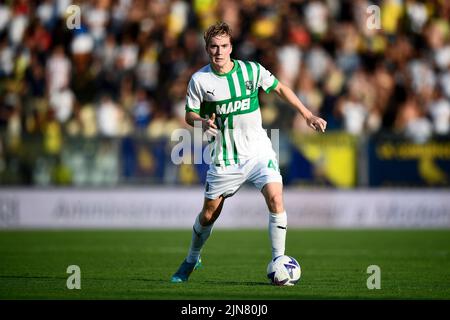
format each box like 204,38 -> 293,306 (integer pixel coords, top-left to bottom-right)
185,112 -> 217,132
185,76 -> 217,133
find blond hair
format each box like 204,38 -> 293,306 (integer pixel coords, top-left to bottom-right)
204,22 -> 233,47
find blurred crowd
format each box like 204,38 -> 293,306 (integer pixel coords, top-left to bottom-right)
1,0 -> 450,159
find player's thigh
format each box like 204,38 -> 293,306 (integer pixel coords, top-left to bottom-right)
248,156 -> 284,212
204,164 -> 246,200
248,156 -> 283,192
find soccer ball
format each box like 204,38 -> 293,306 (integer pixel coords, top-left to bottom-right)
267,255 -> 301,286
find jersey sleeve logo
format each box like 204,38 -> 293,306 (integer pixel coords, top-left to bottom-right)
245,81 -> 254,91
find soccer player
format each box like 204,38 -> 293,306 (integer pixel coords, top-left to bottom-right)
171,22 -> 327,282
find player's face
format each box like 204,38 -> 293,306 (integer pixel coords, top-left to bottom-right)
206,35 -> 233,69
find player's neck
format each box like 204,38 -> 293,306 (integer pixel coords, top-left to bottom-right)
211,59 -> 234,75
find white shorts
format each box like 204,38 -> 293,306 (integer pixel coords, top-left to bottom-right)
204,155 -> 283,200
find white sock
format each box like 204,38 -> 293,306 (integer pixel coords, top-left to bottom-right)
186,214 -> 214,263
269,211 -> 287,259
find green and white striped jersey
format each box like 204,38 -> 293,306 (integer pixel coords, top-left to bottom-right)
185,59 -> 279,166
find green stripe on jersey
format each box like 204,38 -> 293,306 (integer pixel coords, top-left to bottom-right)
256,63 -> 260,88
266,78 -> 279,93
185,105 -> 200,114
236,65 -> 247,97
243,61 -> 254,92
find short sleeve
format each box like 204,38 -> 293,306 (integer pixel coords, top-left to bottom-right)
185,77 -> 202,114
258,63 -> 279,93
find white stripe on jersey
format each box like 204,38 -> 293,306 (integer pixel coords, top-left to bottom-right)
224,125 -> 235,165
231,71 -> 241,97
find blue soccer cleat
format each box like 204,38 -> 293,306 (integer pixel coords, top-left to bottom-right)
171,257 -> 202,283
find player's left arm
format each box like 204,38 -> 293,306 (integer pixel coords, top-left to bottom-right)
272,82 -> 327,133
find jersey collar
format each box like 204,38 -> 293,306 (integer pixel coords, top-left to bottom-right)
210,59 -> 238,77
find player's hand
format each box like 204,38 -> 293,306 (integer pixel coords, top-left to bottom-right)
203,113 -> 218,137
306,114 -> 327,133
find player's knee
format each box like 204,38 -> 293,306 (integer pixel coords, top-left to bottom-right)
199,213 -> 212,225
200,197 -> 224,226
200,208 -> 217,226
268,193 -> 284,213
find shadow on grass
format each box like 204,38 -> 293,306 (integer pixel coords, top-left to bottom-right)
130,278 -> 269,287
201,280 -> 270,286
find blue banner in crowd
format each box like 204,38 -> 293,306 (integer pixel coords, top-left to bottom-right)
120,137 -> 210,186
286,132 -> 357,188
368,136 -> 450,187
120,137 -> 167,183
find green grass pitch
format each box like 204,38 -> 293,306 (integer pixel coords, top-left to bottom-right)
0,229 -> 449,299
